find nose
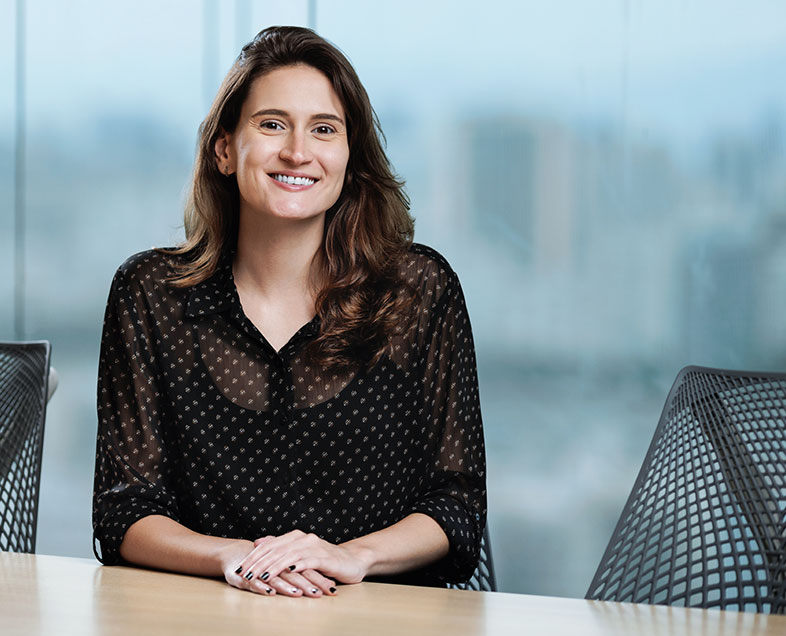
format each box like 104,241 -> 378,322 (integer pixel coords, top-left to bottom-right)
279,130 -> 312,165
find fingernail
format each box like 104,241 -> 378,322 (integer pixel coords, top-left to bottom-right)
234,566 -> 243,574
290,587 -> 299,594
265,587 -> 273,594
244,571 -> 254,580
329,586 -> 337,594
261,572 -> 270,581
288,564 -> 296,571
310,588 -> 318,594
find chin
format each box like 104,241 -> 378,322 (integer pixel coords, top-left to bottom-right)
271,208 -> 327,223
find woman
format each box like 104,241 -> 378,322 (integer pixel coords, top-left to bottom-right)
93,26 -> 486,598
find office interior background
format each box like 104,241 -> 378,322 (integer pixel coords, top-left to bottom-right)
2,0 -> 786,596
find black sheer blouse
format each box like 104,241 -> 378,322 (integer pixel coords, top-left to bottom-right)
92,243 -> 486,585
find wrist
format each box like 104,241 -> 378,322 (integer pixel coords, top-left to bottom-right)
340,541 -> 375,579
215,538 -> 254,574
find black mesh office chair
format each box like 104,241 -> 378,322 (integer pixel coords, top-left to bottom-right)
587,366 -> 786,613
448,525 -> 498,591
0,341 -> 53,553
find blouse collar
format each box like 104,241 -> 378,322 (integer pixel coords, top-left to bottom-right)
184,252 -> 237,319
183,250 -> 321,358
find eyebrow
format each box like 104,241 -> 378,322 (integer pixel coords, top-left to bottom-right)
250,108 -> 345,125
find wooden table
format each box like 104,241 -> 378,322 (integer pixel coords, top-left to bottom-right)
2,552 -> 786,635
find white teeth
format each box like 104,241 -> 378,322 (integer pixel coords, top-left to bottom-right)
273,174 -> 316,186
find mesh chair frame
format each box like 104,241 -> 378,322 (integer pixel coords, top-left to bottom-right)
448,525 -> 497,591
587,365 -> 786,613
0,341 -> 51,553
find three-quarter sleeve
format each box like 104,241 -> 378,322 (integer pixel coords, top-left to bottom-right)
92,262 -> 181,564
408,268 -> 487,584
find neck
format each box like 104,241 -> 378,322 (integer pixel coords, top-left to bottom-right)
233,211 -> 326,300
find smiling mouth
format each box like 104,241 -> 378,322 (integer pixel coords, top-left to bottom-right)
271,173 -> 317,186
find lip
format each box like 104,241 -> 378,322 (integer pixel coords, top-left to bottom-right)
270,170 -> 319,179
268,171 -> 319,191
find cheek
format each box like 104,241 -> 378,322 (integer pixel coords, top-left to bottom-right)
235,134 -> 276,169
327,148 -> 350,183
236,149 -> 272,191
234,151 -> 268,202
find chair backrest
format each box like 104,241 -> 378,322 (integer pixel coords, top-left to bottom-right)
586,366 -> 786,613
0,341 -> 52,553
448,524 -> 498,591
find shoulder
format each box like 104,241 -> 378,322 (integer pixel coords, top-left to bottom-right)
400,243 -> 462,306
109,248 -> 189,304
114,248 -> 180,282
115,248 -> 183,284
407,242 -> 456,272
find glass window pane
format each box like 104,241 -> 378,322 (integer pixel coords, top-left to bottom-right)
23,0 -> 311,557
318,0 -> 786,595
11,0 -> 786,597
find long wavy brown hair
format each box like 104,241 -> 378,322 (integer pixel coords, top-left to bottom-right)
163,26 -> 416,369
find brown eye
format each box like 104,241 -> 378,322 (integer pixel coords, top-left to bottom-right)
259,121 -> 283,130
314,125 -> 336,135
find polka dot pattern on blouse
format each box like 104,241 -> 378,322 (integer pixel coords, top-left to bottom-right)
92,243 -> 486,586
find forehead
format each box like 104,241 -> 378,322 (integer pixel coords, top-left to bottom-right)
244,64 -> 345,119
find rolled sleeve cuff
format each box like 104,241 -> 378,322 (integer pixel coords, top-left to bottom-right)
409,493 -> 483,584
93,498 -> 181,565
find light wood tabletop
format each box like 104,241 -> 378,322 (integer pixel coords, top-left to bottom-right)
2,552 -> 786,635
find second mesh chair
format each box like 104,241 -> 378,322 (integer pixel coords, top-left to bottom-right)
0,341 -> 52,553
448,525 -> 497,591
587,366 -> 786,613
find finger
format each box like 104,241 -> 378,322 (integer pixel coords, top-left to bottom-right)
278,571 -> 324,598
230,569 -> 276,596
235,538 -> 287,579
299,569 -> 338,596
240,530 -> 325,581
267,575 -> 305,597
227,566 -> 268,594
232,543 -> 269,580
241,551 -> 293,584
236,530 -> 306,578
262,532 -> 328,579
262,553 -> 303,582
226,570 -> 249,591
249,545 -> 308,582
227,553 -> 259,587
248,574 -> 276,597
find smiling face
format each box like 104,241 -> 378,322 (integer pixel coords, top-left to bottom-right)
215,64 -> 349,226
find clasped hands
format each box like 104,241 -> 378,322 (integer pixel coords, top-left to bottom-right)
222,529 -> 371,598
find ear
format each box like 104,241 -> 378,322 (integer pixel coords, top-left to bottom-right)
214,130 -> 234,175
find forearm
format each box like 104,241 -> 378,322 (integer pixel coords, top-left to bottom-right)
340,512 -> 449,578
120,515 -> 253,577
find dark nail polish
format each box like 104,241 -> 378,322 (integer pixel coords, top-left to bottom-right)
290,587 -> 299,594
244,571 -> 254,580
329,587 -> 337,594
288,564 -> 296,571
265,587 -> 273,594
261,571 -> 270,581
234,566 -> 243,574
310,588 -> 318,594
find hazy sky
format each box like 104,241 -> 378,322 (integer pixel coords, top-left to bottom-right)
2,0 -> 784,146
